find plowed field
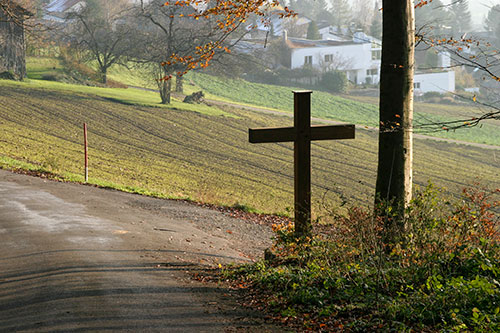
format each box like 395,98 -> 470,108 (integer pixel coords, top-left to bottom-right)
0,81 -> 498,215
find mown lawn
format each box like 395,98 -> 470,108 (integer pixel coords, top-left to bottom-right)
0,80 -> 498,215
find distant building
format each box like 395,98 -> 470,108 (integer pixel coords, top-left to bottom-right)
413,51 -> 455,95
413,71 -> 456,95
275,30 -> 456,93
44,0 -> 86,22
318,25 -> 353,42
0,1 -> 33,79
283,31 -> 382,85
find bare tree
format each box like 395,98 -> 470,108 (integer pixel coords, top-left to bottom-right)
66,0 -> 133,84
132,1 -> 202,103
132,0 -> 244,104
0,0 -> 34,25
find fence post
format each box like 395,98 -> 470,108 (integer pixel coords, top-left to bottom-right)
83,123 -> 88,183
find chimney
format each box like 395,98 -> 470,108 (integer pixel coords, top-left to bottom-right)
282,29 -> 288,42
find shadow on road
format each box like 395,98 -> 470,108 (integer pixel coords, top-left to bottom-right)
0,251 -> 263,332
0,248 -> 244,263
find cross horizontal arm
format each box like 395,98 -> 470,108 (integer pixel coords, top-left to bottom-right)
249,127 -> 295,143
310,124 -> 355,141
249,124 -> 355,143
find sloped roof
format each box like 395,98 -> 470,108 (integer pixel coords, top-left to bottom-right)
46,0 -> 84,13
285,37 -> 357,49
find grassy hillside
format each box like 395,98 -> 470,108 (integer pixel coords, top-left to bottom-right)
28,57 -> 499,146
26,57 -> 66,80
21,65 -> 231,117
187,72 -> 500,146
0,79 -> 498,216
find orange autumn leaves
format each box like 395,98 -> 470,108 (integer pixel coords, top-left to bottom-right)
415,0 -> 432,9
160,0 -> 296,79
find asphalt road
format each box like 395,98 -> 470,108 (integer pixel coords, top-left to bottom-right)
0,169 -> 278,332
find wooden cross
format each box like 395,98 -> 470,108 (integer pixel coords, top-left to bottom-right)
249,91 -> 355,237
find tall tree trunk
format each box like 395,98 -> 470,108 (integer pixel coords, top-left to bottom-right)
0,11 -> 27,80
175,73 -> 183,93
375,0 -> 415,239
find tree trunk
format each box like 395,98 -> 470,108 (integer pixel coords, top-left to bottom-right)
175,73 -> 183,93
101,67 -> 107,85
0,10 -> 27,80
375,0 -> 415,239
159,79 -> 171,104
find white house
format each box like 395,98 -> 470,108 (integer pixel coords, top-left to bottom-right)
414,71 -> 455,95
281,30 -> 456,93
412,49 -> 455,94
285,31 -> 381,85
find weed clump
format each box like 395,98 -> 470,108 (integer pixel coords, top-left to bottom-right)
225,184 -> 499,331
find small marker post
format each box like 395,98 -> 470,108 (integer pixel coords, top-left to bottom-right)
83,123 -> 88,183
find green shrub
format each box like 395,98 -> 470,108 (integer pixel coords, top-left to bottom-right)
225,184 -> 500,331
320,70 -> 348,93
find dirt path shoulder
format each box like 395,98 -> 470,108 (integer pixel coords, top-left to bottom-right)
0,169 -> 282,332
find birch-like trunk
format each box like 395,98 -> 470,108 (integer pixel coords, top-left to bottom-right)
375,0 -> 415,237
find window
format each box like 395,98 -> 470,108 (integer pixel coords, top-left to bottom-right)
371,50 -> 381,60
366,69 -> 378,76
325,54 -> 333,62
304,55 -> 313,65
414,82 -> 421,89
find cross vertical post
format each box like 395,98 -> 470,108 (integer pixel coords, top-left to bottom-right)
294,91 -> 312,236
